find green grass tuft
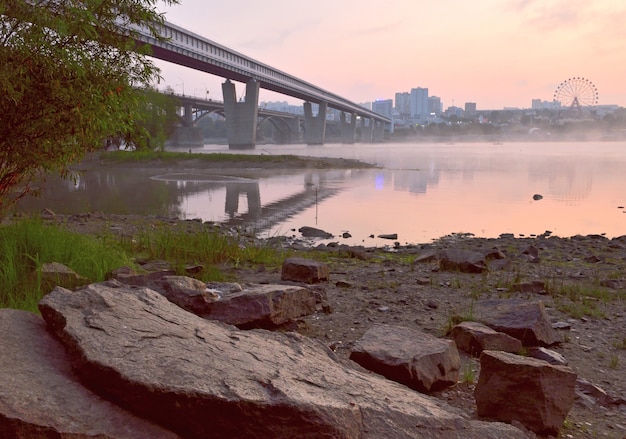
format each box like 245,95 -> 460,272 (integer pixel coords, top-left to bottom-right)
0,218 -> 134,312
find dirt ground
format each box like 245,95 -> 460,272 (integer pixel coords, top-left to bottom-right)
32,156 -> 626,438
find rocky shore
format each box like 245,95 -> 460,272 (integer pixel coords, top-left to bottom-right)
3,154 -> 625,438
18,210 -> 624,438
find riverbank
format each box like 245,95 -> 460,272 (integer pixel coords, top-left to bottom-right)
32,208 -> 626,439
9,152 -> 626,437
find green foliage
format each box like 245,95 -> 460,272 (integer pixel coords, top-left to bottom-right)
0,218 -> 134,312
125,226 -> 286,281
442,301 -> 476,335
118,88 -> 181,151
460,363 -> 476,384
0,218 -> 289,311
0,0 -> 179,209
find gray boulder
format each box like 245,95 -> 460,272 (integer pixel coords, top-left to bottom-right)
196,282 -> 317,329
475,350 -> 577,436
298,226 -> 333,238
527,347 -> 568,366
0,309 -> 178,438
450,321 -> 523,356
40,261 -> 90,292
439,249 -> 487,273
350,324 -> 460,393
112,269 -> 317,328
281,257 -> 329,283
39,282 -> 526,439
474,299 -> 560,346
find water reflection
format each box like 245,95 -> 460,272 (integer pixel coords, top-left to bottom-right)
14,141 -> 626,243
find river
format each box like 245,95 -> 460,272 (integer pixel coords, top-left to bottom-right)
16,141 -> 626,246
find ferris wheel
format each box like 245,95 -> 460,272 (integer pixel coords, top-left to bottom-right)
553,77 -> 599,110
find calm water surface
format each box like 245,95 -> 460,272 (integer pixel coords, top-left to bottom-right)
17,141 -> 626,246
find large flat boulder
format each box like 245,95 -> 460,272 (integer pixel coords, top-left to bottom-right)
350,324 -> 460,393
474,299 -> 560,346
0,308 -> 177,438
475,350 -> 577,436
112,270 -> 317,329
38,282 -> 526,439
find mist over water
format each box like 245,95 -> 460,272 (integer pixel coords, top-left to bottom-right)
17,141 -> 626,246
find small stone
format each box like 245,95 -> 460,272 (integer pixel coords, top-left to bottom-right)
426,300 -> 438,309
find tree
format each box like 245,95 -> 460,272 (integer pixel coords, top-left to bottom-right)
0,0 -> 179,209
116,87 -> 181,151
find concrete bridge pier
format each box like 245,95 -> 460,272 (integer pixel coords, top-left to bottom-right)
222,79 -> 260,150
303,101 -> 327,145
340,112 -> 357,144
170,103 -> 203,147
373,120 -> 385,142
361,117 -> 374,143
182,103 -> 194,126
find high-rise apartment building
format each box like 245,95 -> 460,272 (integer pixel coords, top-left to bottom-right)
410,87 -> 429,122
428,96 -> 442,115
395,92 -> 411,118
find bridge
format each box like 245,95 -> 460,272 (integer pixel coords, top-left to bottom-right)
131,20 -> 389,148
166,92 -> 360,146
165,92 -> 306,146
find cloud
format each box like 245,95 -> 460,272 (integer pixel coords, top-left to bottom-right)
510,0 -> 585,31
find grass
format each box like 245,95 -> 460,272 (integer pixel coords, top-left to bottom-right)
442,301 -> 476,335
0,218 -> 134,312
123,225 -> 287,282
545,279 -> 618,319
460,363 -> 477,384
101,150 -> 304,164
99,150 -> 374,169
613,336 -> 626,350
0,218 -> 289,312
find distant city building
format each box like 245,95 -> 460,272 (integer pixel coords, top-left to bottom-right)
531,99 -> 560,110
410,87 -> 429,122
260,101 -> 304,115
395,92 -> 411,118
428,96 -> 442,115
372,99 -> 393,118
444,106 -> 463,118
464,102 -> 476,116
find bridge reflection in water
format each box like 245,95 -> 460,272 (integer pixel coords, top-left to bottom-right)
15,168 -> 345,235
221,176 -> 340,233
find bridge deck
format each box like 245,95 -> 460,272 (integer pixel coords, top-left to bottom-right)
132,20 -> 389,123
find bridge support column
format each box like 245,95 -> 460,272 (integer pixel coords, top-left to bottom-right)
183,103 -> 194,126
303,101 -> 327,145
373,120 -> 385,142
340,112 -> 357,144
361,117 -> 374,143
168,127 -> 204,147
222,79 -> 260,150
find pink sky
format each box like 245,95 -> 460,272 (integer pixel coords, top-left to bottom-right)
155,0 -> 626,110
